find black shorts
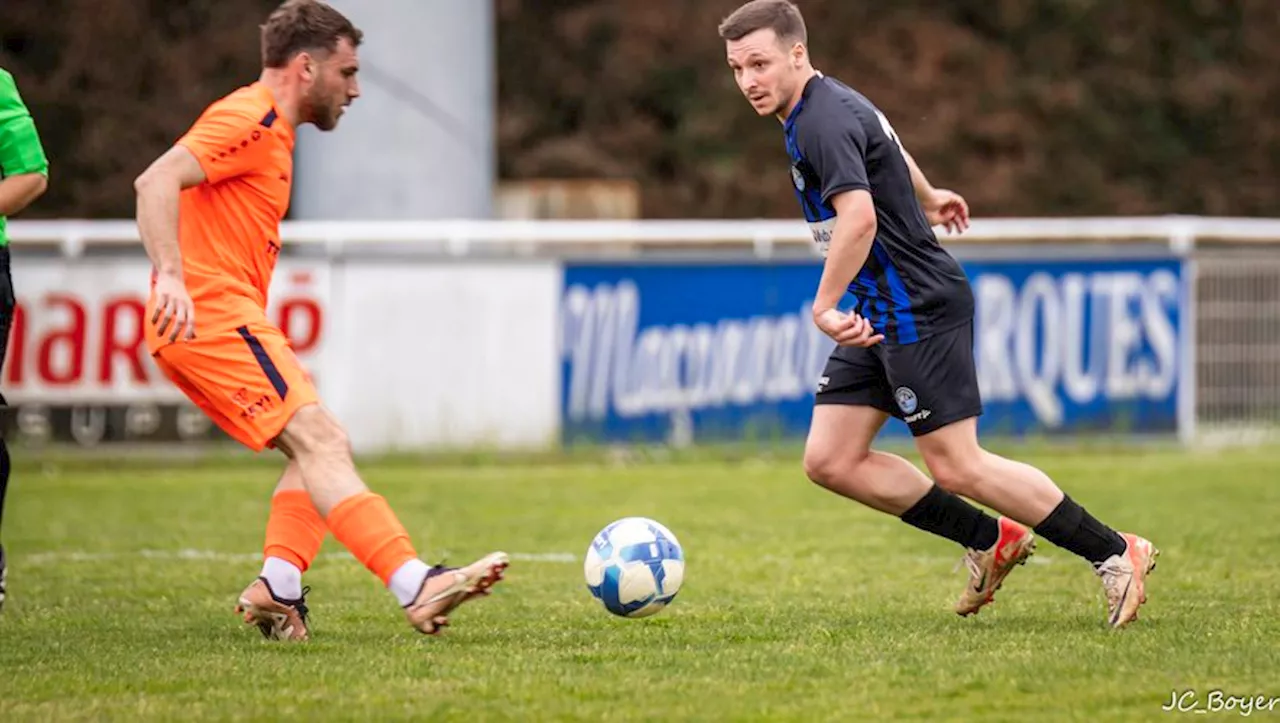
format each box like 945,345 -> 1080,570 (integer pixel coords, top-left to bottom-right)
814,320 -> 982,437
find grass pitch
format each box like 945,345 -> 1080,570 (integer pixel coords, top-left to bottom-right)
1,444 -> 1278,721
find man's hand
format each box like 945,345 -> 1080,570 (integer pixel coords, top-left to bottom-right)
921,188 -> 970,235
151,271 -> 196,342
813,307 -> 884,347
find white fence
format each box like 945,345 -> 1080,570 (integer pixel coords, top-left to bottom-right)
5,216 -> 1280,450
11,215 -> 1280,256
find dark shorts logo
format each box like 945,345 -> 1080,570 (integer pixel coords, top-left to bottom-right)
895,386 -> 918,415
791,165 -> 805,191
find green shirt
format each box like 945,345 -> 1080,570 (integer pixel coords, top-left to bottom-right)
0,68 -> 49,246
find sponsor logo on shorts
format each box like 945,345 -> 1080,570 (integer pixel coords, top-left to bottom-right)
816,375 -> 830,393
894,387 -> 918,414
904,409 -> 932,424
896,386 -> 933,424
233,388 -> 276,420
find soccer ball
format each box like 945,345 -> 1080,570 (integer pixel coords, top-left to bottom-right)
584,517 -> 685,618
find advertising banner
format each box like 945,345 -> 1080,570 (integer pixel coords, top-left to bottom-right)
560,257 -> 1187,444
2,258 -> 328,445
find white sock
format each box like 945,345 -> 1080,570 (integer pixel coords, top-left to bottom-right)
261,557 -> 303,601
388,559 -> 431,607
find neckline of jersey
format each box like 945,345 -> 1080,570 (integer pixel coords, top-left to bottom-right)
251,81 -> 296,141
783,71 -> 825,133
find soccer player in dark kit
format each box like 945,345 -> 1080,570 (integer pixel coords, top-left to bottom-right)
719,0 -> 1158,628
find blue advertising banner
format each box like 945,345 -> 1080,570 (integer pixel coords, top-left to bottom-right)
560,257 -> 1187,444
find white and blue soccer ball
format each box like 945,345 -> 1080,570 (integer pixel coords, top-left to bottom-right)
584,517 -> 685,618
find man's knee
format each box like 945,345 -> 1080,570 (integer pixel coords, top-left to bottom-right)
280,404 -> 351,461
803,443 -> 868,490
803,405 -> 884,489
802,447 -> 837,487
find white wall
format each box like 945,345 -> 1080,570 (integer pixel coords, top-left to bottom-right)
326,259 -> 560,451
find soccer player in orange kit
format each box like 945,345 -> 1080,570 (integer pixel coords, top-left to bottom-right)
133,0 -> 508,641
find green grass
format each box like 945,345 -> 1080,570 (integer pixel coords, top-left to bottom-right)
1,445 -> 1278,722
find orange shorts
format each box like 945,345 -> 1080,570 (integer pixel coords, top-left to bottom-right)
153,323 -> 319,452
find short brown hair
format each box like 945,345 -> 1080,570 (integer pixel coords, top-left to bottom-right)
718,0 -> 807,44
261,0 -> 363,69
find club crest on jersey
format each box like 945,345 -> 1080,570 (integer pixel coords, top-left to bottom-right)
791,164 -> 806,191
894,387 -> 919,415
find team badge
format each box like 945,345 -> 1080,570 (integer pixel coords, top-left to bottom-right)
894,387 -> 918,415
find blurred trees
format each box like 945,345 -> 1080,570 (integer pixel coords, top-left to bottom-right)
1,0 -> 279,218
497,0 -> 1280,218
2,0 -> 1277,219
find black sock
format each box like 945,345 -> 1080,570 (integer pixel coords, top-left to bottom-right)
0,435 -> 8,535
1033,495 -> 1126,566
0,388 -> 8,536
900,484 -> 1000,550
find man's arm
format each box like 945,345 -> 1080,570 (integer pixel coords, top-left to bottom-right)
902,146 -> 969,235
811,189 -> 885,347
134,144 -> 208,342
0,173 -> 46,217
814,189 -> 876,313
133,145 -> 206,278
0,71 -> 50,217
801,111 -> 874,312
135,101 -> 275,342
902,148 -> 934,203
799,112 -> 885,347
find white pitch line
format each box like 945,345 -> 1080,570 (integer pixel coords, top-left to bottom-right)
22,549 -> 577,565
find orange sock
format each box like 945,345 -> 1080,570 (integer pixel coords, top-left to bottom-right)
325,492 -> 418,585
263,489 -> 328,573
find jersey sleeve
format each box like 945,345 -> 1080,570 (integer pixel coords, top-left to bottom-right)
798,109 -> 870,205
177,103 -> 276,185
0,71 -> 50,178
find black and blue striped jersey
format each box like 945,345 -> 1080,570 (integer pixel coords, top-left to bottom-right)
784,72 -> 973,345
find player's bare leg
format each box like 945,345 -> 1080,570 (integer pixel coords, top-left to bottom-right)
803,405 -> 1032,615
274,404 -> 507,635
804,406 -> 930,514
235,460 -> 323,641
914,419 -> 1064,524
916,418 -> 1157,627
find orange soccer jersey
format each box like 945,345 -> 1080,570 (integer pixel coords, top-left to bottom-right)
146,83 -> 318,451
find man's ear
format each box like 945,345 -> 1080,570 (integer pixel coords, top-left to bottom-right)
297,51 -> 316,82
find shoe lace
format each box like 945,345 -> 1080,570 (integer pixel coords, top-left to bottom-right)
294,585 -> 312,622
425,557 -> 455,578
955,549 -> 984,582
1095,558 -> 1130,603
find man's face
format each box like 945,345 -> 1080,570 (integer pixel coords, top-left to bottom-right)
303,37 -> 361,131
726,28 -> 801,117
